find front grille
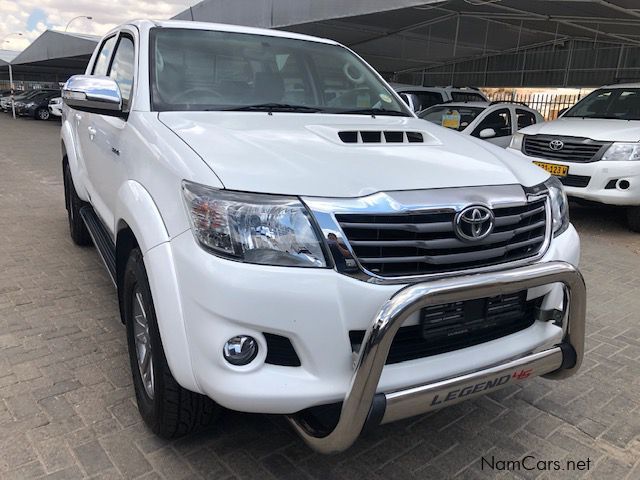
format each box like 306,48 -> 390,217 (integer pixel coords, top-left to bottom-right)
559,174 -> 591,188
523,135 -> 609,163
349,292 -> 539,364
335,199 -> 547,278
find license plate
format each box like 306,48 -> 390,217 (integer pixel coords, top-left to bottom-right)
533,161 -> 569,177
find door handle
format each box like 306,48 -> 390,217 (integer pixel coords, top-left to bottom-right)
74,113 -> 81,126
88,126 -> 96,140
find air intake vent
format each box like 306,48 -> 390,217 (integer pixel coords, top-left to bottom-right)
337,131 -> 424,144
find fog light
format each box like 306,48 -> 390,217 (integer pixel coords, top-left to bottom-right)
618,179 -> 630,190
223,336 -> 258,365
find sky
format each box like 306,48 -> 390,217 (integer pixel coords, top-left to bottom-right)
0,0 -> 196,52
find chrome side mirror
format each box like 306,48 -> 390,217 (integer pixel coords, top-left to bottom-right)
479,128 -> 496,139
62,75 -> 123,115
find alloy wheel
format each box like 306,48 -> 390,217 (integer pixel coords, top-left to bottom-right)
132,287 -> 155,399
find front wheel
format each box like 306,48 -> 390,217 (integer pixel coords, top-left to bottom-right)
627,206 -> 640,232
123,248 -> 220,438
36,108 -> 50,120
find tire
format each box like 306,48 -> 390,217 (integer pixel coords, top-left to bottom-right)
123,248 -> 220,438
627,206 -> 640,233
36,108 -> 50,120
63,162 -> 92,246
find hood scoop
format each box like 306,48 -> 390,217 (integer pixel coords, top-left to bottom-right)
307,124 -> 441,146
338,130 -> 425,144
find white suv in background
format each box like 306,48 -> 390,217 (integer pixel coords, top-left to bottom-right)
509,83 -> 640,231
391,83 -> 488,112
419,101 -> 544,148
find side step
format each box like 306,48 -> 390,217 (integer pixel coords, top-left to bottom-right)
79,206 -> 117,286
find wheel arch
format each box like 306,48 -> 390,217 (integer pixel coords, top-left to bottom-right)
114,182 -> 201,393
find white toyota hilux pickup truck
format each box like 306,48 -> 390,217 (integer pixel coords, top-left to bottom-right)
508,83 -> 640,231
61,20 -> 586,453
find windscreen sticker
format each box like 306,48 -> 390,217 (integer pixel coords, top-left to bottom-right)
442,110 -> 461,129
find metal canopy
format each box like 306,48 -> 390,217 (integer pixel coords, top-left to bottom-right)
4,30 -> 99,82
173,0 -> 640,87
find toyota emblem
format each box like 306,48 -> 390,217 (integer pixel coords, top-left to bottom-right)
549,139 -> 564,151
455,206 -> 495,242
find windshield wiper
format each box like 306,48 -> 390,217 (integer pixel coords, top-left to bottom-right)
334,108 -> 410,117
217,103 -> 322,113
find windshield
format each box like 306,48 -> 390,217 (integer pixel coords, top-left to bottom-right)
418,105 -> 485,131
450,91 -> 486,102
398,90 -> 444,111
150,28 -> 409,115
564,88 -> 640,120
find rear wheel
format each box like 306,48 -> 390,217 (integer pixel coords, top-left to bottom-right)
63,162 -> 92,246
36,107 -> 50,120
123,248 -> 220,438
627,206 -> 640,232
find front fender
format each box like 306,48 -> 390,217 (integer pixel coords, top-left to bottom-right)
61,118 -> 90,202
115,180 -> 170,253
115,181 -> 200,393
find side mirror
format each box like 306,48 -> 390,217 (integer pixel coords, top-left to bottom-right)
479,128 -> 496,139
62,75 -> 123,116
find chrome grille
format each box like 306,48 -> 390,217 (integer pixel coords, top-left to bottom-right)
523,135 -> 609,163
335,199 -> 548,278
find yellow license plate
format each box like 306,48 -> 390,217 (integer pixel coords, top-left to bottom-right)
533,161 -> 569,177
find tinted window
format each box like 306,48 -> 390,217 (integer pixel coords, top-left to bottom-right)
564,88 -> 640,120
400,91 -> 444,112
92,36 -> 117,76
109,35 -> 135,110
516,109 -> 537,129
451,91 -> 486,102
150,28 -> 409,115
472,108 -> 512,137
419,105 -> 485,131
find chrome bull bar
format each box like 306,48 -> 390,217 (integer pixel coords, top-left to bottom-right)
287,261 -> 586,454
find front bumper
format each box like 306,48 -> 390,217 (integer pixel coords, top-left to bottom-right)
509,148 -> 640,206
156,224 -> 580,417
288,261 -> 585,453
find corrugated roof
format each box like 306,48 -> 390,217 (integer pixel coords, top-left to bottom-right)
172,0 -> 640,85
11,30 -> 99,65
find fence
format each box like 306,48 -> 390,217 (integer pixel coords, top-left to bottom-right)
484,92 -> 587,121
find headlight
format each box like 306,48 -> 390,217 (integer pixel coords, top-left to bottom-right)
544,176 -> 570,236
182,181 -> 327,267
509,132 -> 524,150
601,142 -> 640,161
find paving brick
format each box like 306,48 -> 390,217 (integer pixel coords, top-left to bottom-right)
74,440 -> 114,476
99,433 -> 153,478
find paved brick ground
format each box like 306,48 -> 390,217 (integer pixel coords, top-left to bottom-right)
1,113 -> 639,480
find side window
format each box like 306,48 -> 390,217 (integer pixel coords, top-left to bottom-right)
92,36 -> 117,76
108,35 -> 135,110
516,109 -> 537,129
451,92 -> 486,102
472,108 -> 512,138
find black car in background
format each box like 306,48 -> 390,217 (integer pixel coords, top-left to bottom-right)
1,89 -> 59,115
14,90 -> 61,120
